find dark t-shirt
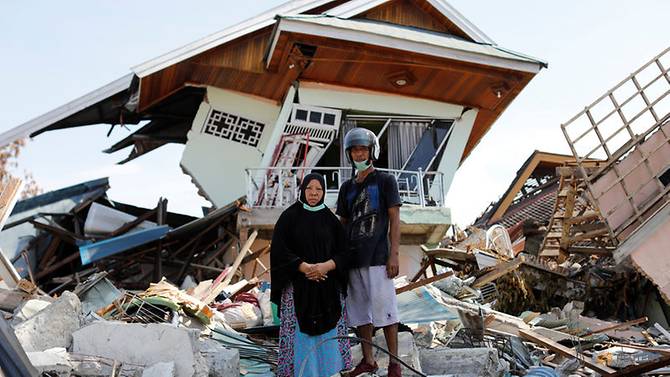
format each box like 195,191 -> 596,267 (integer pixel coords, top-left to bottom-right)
336,170 -> 402,268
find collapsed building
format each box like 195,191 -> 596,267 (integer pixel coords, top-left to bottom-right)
4,0 -> 670,376
0,0 -> 546,283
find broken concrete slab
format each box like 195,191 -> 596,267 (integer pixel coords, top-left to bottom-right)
142,361 -> 176,377
26,347 -> 72,377
350,331 -> 421,376
198,337 -> 240,377
72,322 -> 209,377
419,347 -> 508,377
13,291 -> 83,352
12,298 -> 52,325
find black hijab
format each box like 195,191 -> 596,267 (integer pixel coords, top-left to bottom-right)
270,173 -> 350,335
299,173 -> 326,208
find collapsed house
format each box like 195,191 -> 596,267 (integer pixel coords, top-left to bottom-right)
7,1 -> 670,377
0,0 -> 546,282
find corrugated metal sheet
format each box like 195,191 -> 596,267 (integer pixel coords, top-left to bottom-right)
79,225 -> 170,265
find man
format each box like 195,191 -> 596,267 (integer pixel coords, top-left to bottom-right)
336,127 -> 402,377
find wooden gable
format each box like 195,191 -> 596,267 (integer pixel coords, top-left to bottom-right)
356,0 -> 471,40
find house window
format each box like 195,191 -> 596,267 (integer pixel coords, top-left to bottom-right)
290,105 -> 341,129
660,167 -> 670,187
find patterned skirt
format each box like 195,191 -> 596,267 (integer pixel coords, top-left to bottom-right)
277,284 -> 352,377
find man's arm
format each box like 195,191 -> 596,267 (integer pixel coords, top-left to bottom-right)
386,205 -> 400,278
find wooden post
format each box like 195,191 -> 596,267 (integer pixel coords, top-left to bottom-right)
0,177 -> 24,288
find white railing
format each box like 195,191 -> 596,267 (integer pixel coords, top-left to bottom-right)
245,166 -> 445,209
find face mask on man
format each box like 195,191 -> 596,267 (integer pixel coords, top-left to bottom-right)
353,159 -> 372,172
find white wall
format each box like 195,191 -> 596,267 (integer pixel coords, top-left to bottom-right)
180,87 -> 281,207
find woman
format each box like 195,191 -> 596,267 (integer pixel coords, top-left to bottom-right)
271,173 -> 352,377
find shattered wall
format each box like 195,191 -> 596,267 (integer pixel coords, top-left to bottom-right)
591,121 -> 670,236
180,87 -> 281,207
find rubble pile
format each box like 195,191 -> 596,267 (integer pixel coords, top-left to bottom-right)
1,172 -> 670,376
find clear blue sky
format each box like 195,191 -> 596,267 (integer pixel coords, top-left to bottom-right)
1,1 -> 669,224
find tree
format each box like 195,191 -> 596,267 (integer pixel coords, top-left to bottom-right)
0,139 -> 41,199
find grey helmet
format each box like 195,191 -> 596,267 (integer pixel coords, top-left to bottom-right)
343,128 -> 380,163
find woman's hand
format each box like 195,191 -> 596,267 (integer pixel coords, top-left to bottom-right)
299,262 -> 321,281
305,260 -> 336,281
299,260 -> 336,281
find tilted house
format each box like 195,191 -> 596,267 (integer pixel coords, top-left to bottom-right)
1,0 -> 545,278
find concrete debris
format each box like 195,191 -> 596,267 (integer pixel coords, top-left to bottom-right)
11,297 -> 52,324
72,322 -> 208,377
197,337 -> 240,377
142,361 -> 176,377
13,291 -> 83,352
26,347 -> 71,377
419,347 -> 508,377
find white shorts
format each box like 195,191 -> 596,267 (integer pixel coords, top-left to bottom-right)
346,265 -> 399,328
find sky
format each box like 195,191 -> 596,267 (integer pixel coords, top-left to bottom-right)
0,1 -> 669,225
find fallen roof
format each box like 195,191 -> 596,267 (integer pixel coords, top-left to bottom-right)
10,178 -> 110,217
474,151 -> 577,227
0,75 -> 136,148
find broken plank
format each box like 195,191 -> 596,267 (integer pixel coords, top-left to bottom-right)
588,316 -> 647,335
241,244 -> 271,265
420,245 -> 475,262
396,270 -> 453,295
568,246 -> 613,256
0,247 -> 21,289
105,208 -> 158,238
518,329 -> 616,375
472,256 -> 524,288
199,230 -> 258,307
568,227 -> 610,243
0,177 -> 23,231
564,211 -> 600,224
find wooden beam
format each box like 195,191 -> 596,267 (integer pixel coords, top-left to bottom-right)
241,245 -> 271,265
0,177 -> 23,229
199,230 -> 258,307
35,251 -> 80,280
0,177 -> 25,288
472,256 -> 524,288
409,260 -> 431,283
588,317 -> 648,335
105,208 -> 158,238
396,270 -> 454,295
421,245 -> 475,262
518,329 -> 616,375
568,227 -> 610,243
0,247 -> 21,289
567,246 -> 614,256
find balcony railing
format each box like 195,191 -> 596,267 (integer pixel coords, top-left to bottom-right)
245,166 -> 445,209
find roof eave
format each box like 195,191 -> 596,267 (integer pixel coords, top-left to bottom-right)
267,17 -> 544,74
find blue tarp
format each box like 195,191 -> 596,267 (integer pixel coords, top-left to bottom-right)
397,286 -> 459,324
